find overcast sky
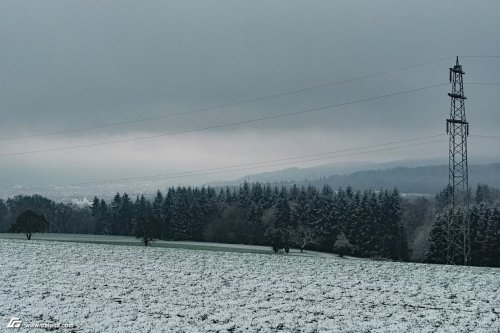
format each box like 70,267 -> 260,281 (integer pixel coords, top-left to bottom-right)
1,0 -> 500,189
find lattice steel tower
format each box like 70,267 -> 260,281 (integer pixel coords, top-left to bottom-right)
446,57 -> 470,265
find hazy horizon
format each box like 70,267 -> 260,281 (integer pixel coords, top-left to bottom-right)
1,0 -> 500,193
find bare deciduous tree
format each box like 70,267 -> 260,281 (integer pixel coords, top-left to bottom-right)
292,225 -> 318,253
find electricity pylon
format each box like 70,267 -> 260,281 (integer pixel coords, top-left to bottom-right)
445,57 -> 470,265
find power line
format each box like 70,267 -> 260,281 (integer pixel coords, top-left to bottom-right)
132,135 -> 500,198
466,82 -> 500,85
137,139 -> 448,198
0,56 -> 497,144
470,134 -> 500,139
460,55 -> 500,58
17,135 -> 500,190
49,135 -> 446,188
93,136 -> 500,192
0,83 -> 448,158
0,56 -> 453,142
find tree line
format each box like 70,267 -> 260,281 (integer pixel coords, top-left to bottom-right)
425,184 -> 500,267
1,182 -> 498,267
88,184 -> 408,259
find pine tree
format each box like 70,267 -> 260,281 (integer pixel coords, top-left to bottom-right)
152,191 -> 164,218
243,202 -> 263,244
366,191 -> 383,257
170,189 -> 190,240
0,199 -> 8,233
251,182 -> 264,206
292,188 -> 312,227
389,189 -> 408,260
110,193 -> 122,235
273,196 -> 292,253
90,197 -> 103,234
120,193 -> 133,236
262,184 -> 275,209
133,195 -> 159,246
239,181 -> 251,207
314,185 -> 336,249
189,198 -> 205,241
475,184 -> 492,205
488,208 -> 500,267
333,231 -> 354,257
469,203 -> 500,267
426,211 -> 447,264
162,188 -> 174,239
354,191 -> 372,257
378,189 -> 407,260
99,199 -> 110,235
152,190 -> 164,237
224,187 -> 234,205
289,184 -> 299,201
435,186 -> 453,211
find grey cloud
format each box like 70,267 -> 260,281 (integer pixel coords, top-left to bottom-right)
0,0 -> 499,187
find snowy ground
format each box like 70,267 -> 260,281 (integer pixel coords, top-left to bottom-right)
0,233 -> 273,253
0,239 -> 499,332
0,233 -> 340,257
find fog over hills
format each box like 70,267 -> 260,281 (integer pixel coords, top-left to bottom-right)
211,158 -> 449,185
3,158 -> 500,202
212,156 -> 500,194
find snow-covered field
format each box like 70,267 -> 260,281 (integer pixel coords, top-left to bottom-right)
1,239 -> 499,332
0,233 -> 339,257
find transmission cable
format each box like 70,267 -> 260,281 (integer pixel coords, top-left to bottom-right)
48,135 -> 446,188
0,56 -> 453,141
0,83 -> 448,157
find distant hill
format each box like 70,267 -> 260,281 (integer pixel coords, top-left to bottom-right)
214,163 -> 500,195
3,161 -> 500,201
310,165 -> 448,194
211,158 -> 448,185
